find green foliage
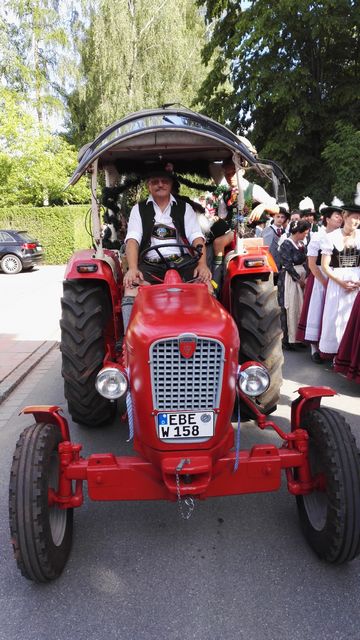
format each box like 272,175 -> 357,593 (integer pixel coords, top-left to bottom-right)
2,0 -> 69,123
67,0 -> 210,144
198,0 -> 360,206
0,205 -> 91,263
0,87 -> 90,206
322,122 -> 360,202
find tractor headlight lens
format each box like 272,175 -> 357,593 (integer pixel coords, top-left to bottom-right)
238,364 -> 270,397
95,367 -> 128,399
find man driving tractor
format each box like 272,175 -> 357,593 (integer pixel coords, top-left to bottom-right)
122,165 -> 212,331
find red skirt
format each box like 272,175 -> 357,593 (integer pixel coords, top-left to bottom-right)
334,292 -> 360,383
296,273 -> 314,342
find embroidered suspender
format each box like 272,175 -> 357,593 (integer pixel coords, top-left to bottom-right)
138,199 -> 187,252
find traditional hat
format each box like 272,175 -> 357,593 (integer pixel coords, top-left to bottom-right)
299,196 -> 315,213
342,183 -> 360,213
143,164 -> 174,180
237,135 -> 257,156
319,197 -> 344,216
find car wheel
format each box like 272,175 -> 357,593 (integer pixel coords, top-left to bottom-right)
296,408 -> 360,564
1,254 -> 23,274
9,422 -> 73,582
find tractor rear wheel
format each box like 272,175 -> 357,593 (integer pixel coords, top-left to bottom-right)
297,408 -> 360,564
232,276 -> 283,416
9,423 -> 73,582
60,280 -> 116,427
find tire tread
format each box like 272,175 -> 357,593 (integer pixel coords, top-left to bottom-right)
297,408 -> 360,564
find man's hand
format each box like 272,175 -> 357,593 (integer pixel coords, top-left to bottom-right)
248,202 -> 280,223
123,267 -> 144,289
193,263 -> 212,283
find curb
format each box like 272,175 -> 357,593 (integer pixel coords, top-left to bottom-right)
0,341 -> 58,405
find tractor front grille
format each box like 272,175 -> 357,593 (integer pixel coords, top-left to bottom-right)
150,337 -> 225,411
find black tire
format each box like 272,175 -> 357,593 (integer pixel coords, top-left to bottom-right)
297,408 -> 360,564
1,253 -> 22,274
60,280 -> 116,427
232,276 -> 283,415
9,423 -> 73,582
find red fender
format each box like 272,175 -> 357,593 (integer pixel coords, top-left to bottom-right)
21,405 -> 70,441
290,386 -> 337,430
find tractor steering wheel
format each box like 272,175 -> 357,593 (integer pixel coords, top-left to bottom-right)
139,243 -> 203,270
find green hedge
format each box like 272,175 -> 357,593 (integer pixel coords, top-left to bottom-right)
0,205 -> 92,264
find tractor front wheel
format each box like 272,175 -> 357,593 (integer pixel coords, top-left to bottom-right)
297,408 -> 360,564
232,276 -> 283,416
9,423 -> 73,582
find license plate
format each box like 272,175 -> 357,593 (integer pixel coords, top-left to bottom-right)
157,411 -> 214,439
36,246 -> 42,251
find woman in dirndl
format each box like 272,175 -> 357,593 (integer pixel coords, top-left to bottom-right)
278,219 -> 311,349
296,200 -> 344,363
335,291 -> 360,382
319,206 -> 360,358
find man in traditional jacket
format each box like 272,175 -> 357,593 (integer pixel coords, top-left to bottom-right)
122,166 -> 211,330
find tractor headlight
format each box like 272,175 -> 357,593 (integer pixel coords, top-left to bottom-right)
238,363 -> 270,397
95,367 -> 128,399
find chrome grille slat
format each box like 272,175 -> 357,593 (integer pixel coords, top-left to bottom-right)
150,337 -> 224,411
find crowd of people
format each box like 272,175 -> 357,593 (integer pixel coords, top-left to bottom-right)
103,158 -> 359,384
255,194 -> 360,382
192,172 -> 360,382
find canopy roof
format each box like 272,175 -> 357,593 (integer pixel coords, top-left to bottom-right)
68,107 -> 288,187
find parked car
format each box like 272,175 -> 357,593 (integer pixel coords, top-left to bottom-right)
0,230 -> 43,274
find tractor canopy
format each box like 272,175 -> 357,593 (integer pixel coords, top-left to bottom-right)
68,106 -> 288,198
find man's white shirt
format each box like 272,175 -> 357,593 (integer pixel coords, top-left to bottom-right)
125,195 -> 204,260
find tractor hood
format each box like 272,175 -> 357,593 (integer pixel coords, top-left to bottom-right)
125,281 -> 240,453
126,281 -> 239,352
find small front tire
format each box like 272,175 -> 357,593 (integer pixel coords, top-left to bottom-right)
9,422 -> 73,582
297,408 -> 360,564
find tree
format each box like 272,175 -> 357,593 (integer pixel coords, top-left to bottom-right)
1,0 -> 71,125
0,2 -> 90,206
67,0 -> 209,145
198,0 -> 360,205
322,122 -> 360,202
0,87 -> 89,207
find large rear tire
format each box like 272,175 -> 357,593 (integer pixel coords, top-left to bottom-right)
9,423 -> 73,582
297,408 -> 360,564
232,276 -> 283,415
60,280 -> 116,427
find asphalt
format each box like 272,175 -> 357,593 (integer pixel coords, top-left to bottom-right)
0,265 -> 64,404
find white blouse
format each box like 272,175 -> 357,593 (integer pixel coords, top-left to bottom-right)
125,194 -> 204,259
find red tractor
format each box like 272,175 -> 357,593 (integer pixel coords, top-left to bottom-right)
9,108 -> 360,582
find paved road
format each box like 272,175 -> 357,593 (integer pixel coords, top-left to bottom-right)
0,268 -> 359,640
0,264 -> 65,342
0,265 -> 65,403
